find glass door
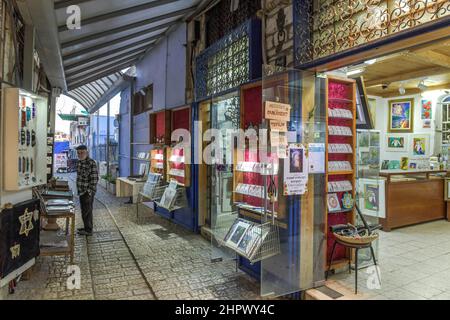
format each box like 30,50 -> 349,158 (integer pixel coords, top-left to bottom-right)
210,92 -> 241,260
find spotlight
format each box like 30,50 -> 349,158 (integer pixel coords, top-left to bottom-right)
418,80 -> 428,91
399,86 -> 406,95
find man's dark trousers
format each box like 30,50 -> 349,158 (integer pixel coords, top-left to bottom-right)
80,193 -> 94,233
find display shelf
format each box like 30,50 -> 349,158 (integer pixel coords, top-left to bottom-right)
328,98 -> 354,103
328,171 -> 354,176
2,88 -> 48,191
150,148 -> 166,178
166,146 -> 190,187
325,76 -> 357,269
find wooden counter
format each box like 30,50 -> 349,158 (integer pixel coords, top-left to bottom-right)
379,170 -> 448,231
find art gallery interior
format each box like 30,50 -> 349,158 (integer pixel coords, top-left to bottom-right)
314,38 -> 450,299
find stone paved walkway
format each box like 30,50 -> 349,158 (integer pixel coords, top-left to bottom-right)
5,174 -> 260,300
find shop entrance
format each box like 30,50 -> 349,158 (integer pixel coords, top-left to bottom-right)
318,37 -> 450,299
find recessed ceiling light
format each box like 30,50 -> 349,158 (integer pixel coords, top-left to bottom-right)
365,59 -> 377,65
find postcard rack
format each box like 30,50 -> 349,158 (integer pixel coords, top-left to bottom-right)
154,185 -> 188,212
215,217 -> 280,265
140,183 -> 166,202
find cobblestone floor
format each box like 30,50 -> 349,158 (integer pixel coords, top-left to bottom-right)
6,174 -> 260,300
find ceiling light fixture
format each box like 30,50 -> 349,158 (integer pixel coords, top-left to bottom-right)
346,68 -> 364,77
364,59 -> 377,65
418,80 -> 428,91
399,82 -> 406,95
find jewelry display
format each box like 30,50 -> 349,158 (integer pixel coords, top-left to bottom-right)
3,88 -> 48,190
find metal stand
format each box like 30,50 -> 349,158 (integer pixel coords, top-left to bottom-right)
326,240 -> 379,294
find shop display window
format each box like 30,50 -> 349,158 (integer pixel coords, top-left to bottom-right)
2,88 -> 48,191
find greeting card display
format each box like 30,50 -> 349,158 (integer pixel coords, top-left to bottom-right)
326,77 -> 356,266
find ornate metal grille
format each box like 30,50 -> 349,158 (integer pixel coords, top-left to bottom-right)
206,0 -> 261,47
294,0 -> 450,66
196,20 -> 254,100
206,36 -> 249,98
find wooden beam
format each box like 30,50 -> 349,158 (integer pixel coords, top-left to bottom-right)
365,66 -> 449,87
368,82 -> 450,98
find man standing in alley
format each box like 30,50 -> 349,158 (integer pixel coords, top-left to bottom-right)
76,145 -> 99,236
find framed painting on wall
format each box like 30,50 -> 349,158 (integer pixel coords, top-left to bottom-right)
410,134 -> 430,158
386,134 -> 408,152
388,98 -> 414,133
421,99 -> 432,120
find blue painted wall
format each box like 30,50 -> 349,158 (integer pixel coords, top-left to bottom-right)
135,23 -> 187,111
130,23 -> 187,175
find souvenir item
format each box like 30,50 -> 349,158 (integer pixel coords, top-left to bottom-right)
21,109 -> 26,127
26,106 -> 31,122
327,193 -> 341,212
26,129 -> 31,146
21,129 -> 26,145
32,103 -> 36,118
342,192 -> 354,210
31,130 -> 36,147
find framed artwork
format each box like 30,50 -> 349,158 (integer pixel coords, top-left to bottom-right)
401,157 -> 409,170
386,134 -> 408,152
355,77 -> 374,129
388,160 -> 400,170
388,98 -> 414,133
421,99 -> 432,120
357,179 -> 386,218
411,135 -> 430,158
358,131 -> 370,148
369,131 -> 380,147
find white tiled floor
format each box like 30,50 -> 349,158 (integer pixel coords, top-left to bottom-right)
329,220 -> 450,300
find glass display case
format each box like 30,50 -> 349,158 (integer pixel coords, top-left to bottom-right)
355,130 -> 382,268
2,88 -> 48,191
209,66 -> 327,298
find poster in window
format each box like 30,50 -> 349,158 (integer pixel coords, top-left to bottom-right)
283,144 -> 308,195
